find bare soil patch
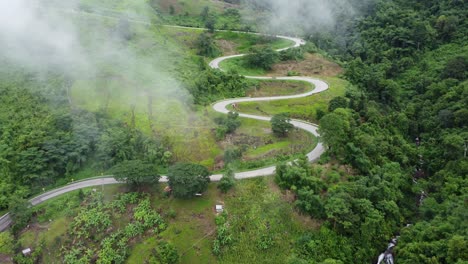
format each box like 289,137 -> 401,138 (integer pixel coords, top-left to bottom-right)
158,0 -> 180,13
211,0 -> 239,9
0,255 -> 13,264
269,53 -> 343,77
215,39 -> 238,55
220,133 -> 266,149
246,80 -> 309,97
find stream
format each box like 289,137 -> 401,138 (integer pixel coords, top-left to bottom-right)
376,237 -> 397,264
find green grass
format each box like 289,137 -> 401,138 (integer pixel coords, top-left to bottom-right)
157,0 -> 226,15
17,185 -> 126,263
219,177 -> 317,263
69,159 -> 102,181
244,141 -> 290,157
246,79 -> 313,97
128,184 -> 219,264
220,117 -> 317,171
29,0 -> 342,203
204,108 -> 317,172
214,31 -> 294,54
220,56 -> 267,76
17,176 -> 316,264
235,76 -> 349,123
155,0 -> 249,31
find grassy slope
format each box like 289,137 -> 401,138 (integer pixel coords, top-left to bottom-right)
213,31 -> 294,54
220,56 -> 267,76
156,0 -> 226,15
154,0 -> 249,30
164,28 -> 294,57
128,184 -> 219,264
9,1 -> 349,262
65,4 -> 315,170
16,179 -> 315,264
235,77 -> 349,123
232,118 -> 317,171
219,177 -> 317,263
246,79 -> 313,97
17,185 -> 125,263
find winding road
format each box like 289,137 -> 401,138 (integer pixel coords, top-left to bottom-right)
0,25 -> 329,231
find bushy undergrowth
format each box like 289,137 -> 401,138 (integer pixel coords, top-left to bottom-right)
20,191 -> 173,264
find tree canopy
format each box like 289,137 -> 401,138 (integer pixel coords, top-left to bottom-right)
270,113 -> 294,137
218,166 -> 235,193
167,163 -> 211,198
244,47 -> 279,70
111,160 -> 159,187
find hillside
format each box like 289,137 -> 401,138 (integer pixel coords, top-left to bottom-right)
0,0 -> 466,264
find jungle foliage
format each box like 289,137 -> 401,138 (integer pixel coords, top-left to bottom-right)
0,67 -> 170,210
167,163 -> 211,198
275,0 -> 467,263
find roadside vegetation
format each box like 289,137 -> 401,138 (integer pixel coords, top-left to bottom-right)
232,77 -> 348,123
270,0 -> 468,263
1,177 -> 322,264
0,0 -> 319,215
4,0 -> 464,263
150,0 -> 252,31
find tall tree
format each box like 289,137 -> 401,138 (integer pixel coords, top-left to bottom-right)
167,163 -> 211,198
111,160 -> 159,187
244,47 -> 279,70
270,113 -> 294,137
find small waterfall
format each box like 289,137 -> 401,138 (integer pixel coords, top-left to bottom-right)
376,237 -> 397,264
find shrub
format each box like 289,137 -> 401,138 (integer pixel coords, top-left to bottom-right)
0,232 -> 14,255
223,148 -> 242,164
149,241 -> 179,264
214,112 -> 241,134
167,163 -> 211,198
244,47 -> 279,70
270,113 -> 294,137
8,196 -> 32,234
196,32 -> 220,57
280,48 -> 305,61
218,166 -> 236,193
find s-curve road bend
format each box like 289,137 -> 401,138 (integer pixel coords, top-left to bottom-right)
0,33 -> 328,232
211,35 -> 328,179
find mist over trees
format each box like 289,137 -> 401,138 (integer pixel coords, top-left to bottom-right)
273,0 -> 467,263
0,0 -> 465,262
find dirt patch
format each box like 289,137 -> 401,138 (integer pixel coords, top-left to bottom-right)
22,222 -> 50,234
293,212 -> 323,230
213,155 -> 225,171
0,255 -> 13,264
158,0 -> 179,13
269,53 -> 343,77
211,0 -> 239,8
246,80 -> 309,97
221,133 -> 265,148
215,39 -> 238,55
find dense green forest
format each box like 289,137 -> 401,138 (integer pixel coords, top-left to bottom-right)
274,0 -> 467,263
0,66 -> 171,209
0,0 -> 466,263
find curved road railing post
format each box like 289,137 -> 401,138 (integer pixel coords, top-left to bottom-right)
0,19 -> 329,232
